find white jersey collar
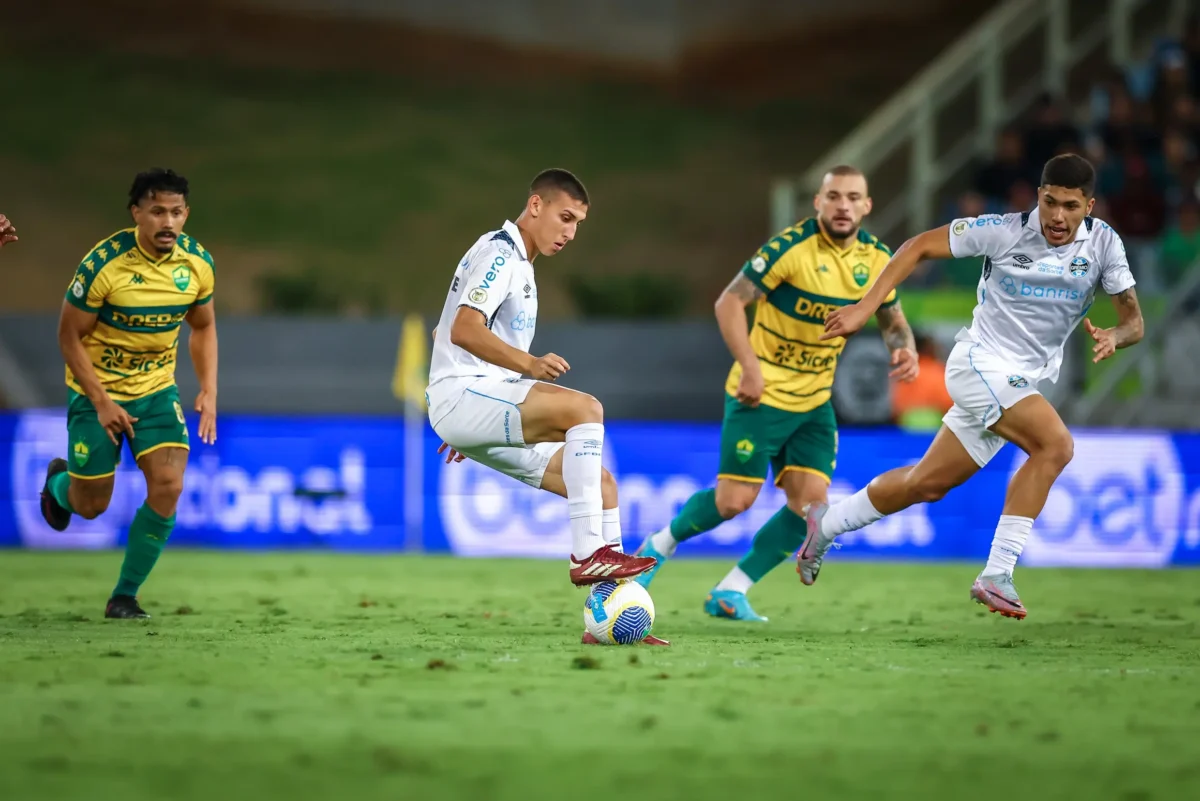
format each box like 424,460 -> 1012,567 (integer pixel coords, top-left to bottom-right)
502,220 -> 530,261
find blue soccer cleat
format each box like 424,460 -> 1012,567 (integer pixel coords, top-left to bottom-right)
704,589 -> 768,622
632,536 -> 668,589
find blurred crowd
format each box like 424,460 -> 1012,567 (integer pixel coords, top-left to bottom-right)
927,23 -> 1200,296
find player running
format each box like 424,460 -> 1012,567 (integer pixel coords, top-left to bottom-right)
0,213 -> 17,248
39,169 -> 218,619
634,166 -> 917,622
425,168 -> 668,645
801,154 -> 1144,619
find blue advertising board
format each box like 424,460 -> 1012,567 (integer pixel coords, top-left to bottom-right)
1,410 -> 1199,567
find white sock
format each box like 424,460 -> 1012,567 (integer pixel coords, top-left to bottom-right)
981,515 -> 1033,577
564,423 -> 606,559
602,507 -> 622,552
821,487 -> 884,538
648,526 -> 679,558
714,566 -> 754,594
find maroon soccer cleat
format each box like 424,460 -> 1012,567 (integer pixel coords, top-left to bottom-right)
569,545 -> 656,586
581,631 -> 671,646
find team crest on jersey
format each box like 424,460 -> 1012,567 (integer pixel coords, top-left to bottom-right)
172,264 -> 191,291
735,439 -> 755,462
952,220 -> 968,236
852,263 -> 869,287
1070,257 -> 1089,277
468,288 -> 488,304
71,277 -> 85,298
1007,375 -> 1029,389
73,440 -> 90,466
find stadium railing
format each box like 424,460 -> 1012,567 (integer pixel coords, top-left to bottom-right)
1068,258 -> 1200,428
769,0 -> 1187,242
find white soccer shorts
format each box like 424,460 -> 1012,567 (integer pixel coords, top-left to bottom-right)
941,340 -> 1041,467
430,376 -> 563,488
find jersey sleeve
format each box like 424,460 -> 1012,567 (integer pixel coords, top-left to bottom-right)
194,261 -> 215,306
65,262 -> 112,312
741,235 -> 799,293
1098,226 -> 1136,295
457,245 -> 515,323
947,214 -> 1019,259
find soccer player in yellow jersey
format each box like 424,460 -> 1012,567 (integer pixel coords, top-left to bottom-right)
39,169 -> 218,619
635,166 -> 918,621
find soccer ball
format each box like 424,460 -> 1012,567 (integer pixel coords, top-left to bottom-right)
583,580 -> 655,645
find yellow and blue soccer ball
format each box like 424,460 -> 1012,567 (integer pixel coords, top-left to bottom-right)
583,580 -> 655,645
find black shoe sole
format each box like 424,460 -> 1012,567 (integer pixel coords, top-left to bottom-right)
40,458 -> 72,532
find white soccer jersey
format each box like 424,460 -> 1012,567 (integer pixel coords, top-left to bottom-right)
948,208 -> 1135,383
426,220 -> 538,418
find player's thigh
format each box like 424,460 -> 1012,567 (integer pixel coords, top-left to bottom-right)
432,377 -> 543,450
774,400 -> 836,492
941,341 -> 1040,468
128,389 -> 190,475
988,393 -> 1073,463
461,441 -> 564,490
716,394 -> 789,486
65,390 -> 123,483
516,381 -> 603,444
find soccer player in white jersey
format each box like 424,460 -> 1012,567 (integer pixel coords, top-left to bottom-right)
798,154 -> 1144,619
426,169 -> 668,643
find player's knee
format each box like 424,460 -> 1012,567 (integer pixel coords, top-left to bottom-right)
715,488 -> 756,519
906,472 -> 950,504
146,471 -> 185,507
74,492 -> 110,520
1040,430 -> 1074,472
600,468 -> 618,507
568,394 -> 604,427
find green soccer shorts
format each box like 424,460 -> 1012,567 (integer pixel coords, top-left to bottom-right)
717,394 -> 837,486
66,385 -> 190,479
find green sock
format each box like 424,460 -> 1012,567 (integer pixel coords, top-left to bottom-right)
113,503 -> 175,598
48,471 -> 74,513
737,505 -> 807,583
668,489 -> 726,543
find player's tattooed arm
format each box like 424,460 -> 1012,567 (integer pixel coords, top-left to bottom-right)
875,301 -> 920,382
715,272 -> 767,405
1111,287 -> 1144,349
1084,287 -> 1143,363
875,301 -> 916,354
725,273 -> 766,304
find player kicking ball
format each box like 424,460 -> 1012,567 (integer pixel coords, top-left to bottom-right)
634,166 -> 916,622
39,169 -> 218,619
800,154 -> 1144,619
426,168 -> 668,646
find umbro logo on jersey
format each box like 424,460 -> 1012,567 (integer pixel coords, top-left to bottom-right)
129,274 -> 145,285
1013,255 -> 1033,269
523,283 -> 532,297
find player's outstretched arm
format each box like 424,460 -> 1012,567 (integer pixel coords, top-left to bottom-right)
58,301 -> 135,444
449,307 -> 568,380
1084,287 -> 1143,364
714,273 -> 766,406
875,302 -> 919,382
186,302 -> 219,444
822,225 -> 953,341
0,214 -> 17,248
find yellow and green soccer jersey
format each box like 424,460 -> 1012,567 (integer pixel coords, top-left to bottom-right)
65,228 -> 214,401
725,218 -> 897,413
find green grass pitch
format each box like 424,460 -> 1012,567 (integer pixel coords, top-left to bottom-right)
2,551 -> 1199,801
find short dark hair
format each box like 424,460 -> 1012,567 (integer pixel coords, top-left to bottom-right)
530,168 -> 588,205
1040,154 -> 1096,197
128,168 -> 189,208
827,164 -> 864,178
